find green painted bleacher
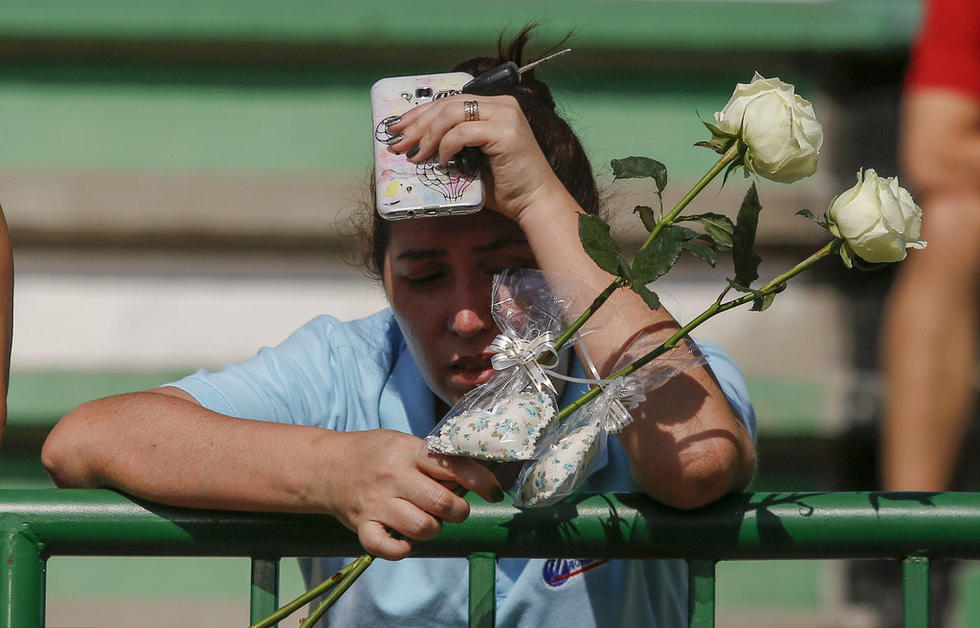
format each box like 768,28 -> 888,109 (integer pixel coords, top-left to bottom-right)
1,0 -> 919,50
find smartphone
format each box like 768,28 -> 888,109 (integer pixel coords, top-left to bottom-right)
371,72 -> 484,220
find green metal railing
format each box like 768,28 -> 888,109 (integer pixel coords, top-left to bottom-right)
4,489 -> 979,627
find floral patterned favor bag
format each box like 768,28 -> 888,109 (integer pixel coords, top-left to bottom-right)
426,268 -> 580,462
513,337 -> 707,507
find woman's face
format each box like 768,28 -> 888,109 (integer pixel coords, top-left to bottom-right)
383,210 -> 536,405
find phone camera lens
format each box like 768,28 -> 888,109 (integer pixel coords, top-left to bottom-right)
415,87 -> 433,98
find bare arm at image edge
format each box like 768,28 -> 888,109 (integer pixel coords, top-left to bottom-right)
0,205 -> 13,447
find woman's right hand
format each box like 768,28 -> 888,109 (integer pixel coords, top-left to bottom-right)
385,94 -> 570,225
320,429 -> 504,560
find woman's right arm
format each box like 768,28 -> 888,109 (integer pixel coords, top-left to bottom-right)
41,387 -> 502,560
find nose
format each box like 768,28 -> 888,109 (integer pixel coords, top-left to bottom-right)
451,308 -> 490,337
449,278 -> 493,338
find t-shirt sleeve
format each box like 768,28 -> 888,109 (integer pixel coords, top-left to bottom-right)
905,0 -> 980,101
164,315 -> 371,428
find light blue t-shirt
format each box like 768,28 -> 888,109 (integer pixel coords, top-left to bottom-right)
169,309 -> 756,628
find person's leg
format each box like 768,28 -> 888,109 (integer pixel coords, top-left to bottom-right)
880,191 -> 980,491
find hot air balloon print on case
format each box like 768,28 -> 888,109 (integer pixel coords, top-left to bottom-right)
416,157 -> 478,201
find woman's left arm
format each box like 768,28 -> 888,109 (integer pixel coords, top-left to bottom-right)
389,94 -> 757,508
516,191 -> 757,509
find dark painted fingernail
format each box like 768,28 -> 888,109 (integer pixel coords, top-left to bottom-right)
384,132 -> 404,146
491,487 -> 504,503
405,145 -> 420,159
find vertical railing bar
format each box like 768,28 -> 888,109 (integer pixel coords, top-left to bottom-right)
468,552 -> 496,628
687,559 -> 716,628
39,557 -> 47,628
902,556 -> 930,628
1,523 -> 44,628
250,556 -> 280,625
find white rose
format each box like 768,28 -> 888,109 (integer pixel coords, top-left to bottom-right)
827,168 -> 927,267
714,72 -> 823,183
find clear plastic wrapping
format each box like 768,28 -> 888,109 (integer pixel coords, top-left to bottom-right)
425,269 -> 577,462
514,336 -> 708,507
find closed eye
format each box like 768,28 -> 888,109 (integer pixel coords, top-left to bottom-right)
404,272 -> 446,287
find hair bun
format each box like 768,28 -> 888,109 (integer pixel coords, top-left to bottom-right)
452,24 -> 559,111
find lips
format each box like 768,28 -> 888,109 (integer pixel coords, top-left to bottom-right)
450,353 -> 495,388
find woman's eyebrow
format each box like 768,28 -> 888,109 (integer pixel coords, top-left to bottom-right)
472,236 -> 530,254
395,237 -> 529,261
395,248 -> 446,261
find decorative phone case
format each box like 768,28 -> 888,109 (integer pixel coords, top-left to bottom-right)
371,72 -> 484,220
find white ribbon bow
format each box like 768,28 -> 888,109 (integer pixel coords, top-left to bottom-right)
489,331 -> 559,394
599,377 -> 646,433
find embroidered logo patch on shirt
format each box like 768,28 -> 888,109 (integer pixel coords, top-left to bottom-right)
542,558 -> 610,588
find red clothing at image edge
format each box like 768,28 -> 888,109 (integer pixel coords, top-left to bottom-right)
905,0 -> 980,101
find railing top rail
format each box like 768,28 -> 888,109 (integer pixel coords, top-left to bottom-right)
3,489 -> 980,561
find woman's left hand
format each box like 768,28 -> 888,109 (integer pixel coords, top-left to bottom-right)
386,95 -> 568,223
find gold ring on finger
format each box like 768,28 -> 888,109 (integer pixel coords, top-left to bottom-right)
463,100 -> 480,122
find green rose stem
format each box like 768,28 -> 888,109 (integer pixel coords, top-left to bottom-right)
556,238 -> 841,420
298,555 -> 374,628
553,142 -> 744,352
252,484 -> 465,627
247,556 -> 370,628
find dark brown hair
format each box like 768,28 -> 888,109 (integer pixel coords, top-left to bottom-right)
361,26 -> 601,280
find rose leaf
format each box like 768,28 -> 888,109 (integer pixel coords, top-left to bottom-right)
633,205 -> 658,232
796,208 -> 829,230
680,212 -> 735,248
727,279 -> 783,312
732,183 -> 763,287
629,278 -> 662,310
683,238 -> 719,267
631,225 -> 693,284
579,213 -> 624,276
611,157 -> 668,193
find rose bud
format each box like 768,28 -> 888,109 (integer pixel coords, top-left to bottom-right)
713,72 -> 823,183
827,168 -> 927,267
